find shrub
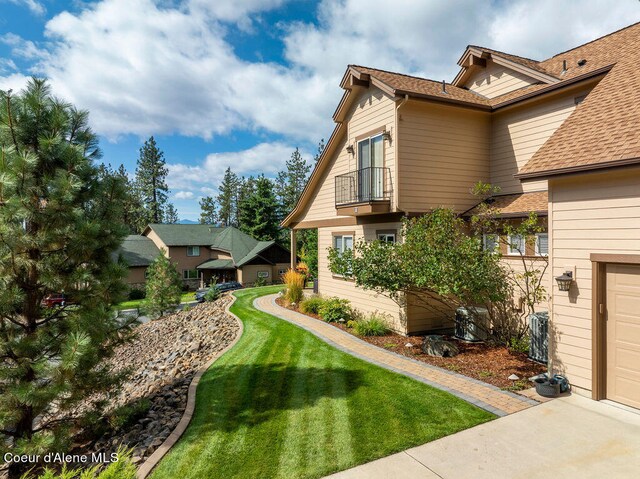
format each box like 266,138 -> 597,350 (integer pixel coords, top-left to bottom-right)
108,398 -> 151,432
319,297 -> 352,322
254,276 -> 267,287
299,296 -> 324,315
204,285 -> 221,302
350,313 -> 391,336
127,288 -> 145,300
20,448 -> 137,478
508,335 -> 530,354
283,269 -> 305,304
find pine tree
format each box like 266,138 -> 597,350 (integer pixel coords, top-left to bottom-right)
164,203 -> 179,223
143,251 -> 183,318
0,79 -> 134,477
216,167 -> 239,227
238,175 -> 280,241
276,147 -> 311,216
236,175 -> 255,227
199,196 -> 217,224
313,138 -> 325,163
135,136 -> 168,224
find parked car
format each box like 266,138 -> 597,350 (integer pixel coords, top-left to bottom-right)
195,282 -> 244,302
41,293 -> 68,308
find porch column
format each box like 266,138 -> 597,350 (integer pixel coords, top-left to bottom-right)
290,228 -> 297,269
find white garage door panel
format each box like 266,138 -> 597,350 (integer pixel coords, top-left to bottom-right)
606,264 -> 640,410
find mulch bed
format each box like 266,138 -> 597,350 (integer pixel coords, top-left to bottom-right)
275,297 -> 545,390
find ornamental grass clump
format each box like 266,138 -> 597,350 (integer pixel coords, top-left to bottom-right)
319,297 -> 352,322
299,295 -> 325,315
283,269 -> 305,305
351,313 -> 391,337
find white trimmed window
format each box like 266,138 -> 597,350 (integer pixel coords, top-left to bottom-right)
333,235 -> 353,254
257,271 -> 270,278
507,235 -> 525,256
536,233 -> 549,256
482,234 -> 499,253
186,246 -> 200,257
183,269 -> 199,279
377,233 -> 396,243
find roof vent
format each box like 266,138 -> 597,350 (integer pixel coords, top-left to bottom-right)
561,60 -> 567,73
441,80 -> 447,94
577,59 -> 587,67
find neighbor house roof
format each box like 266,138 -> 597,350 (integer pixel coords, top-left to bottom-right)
144,223 -> 224,246
517,22 -> 640,178
196,259 -> 235,270
117,235 -> 161,267
141,224 -> 288,268
464,191 -> 548,218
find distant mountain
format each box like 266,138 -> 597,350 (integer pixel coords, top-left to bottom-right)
178,219 -> 199,224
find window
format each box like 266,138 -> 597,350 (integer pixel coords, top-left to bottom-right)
482,234 -> 499,253
357,133 -> 384,200
333,234 -> 353,254
536,233 -> 549,256
186,246 -> 200,257
377,233 -> 396,243
183,269 -> 199,279
507,235 -> 525,256
257,271 -> 270,278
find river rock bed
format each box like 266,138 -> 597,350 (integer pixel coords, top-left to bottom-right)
91,295 -> 239,465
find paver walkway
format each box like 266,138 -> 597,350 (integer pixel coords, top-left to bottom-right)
255,294 -> 538,417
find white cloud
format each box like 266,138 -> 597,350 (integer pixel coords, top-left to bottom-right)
5,0 -> 45,16
0,0 -> 638,146
174,190 -> 195,199
167,141 -> 311,193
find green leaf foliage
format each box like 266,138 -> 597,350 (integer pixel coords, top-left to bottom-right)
0,79 -> 135,477
143,250 -> 182,318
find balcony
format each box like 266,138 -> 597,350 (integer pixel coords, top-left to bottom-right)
335,167 -> 392,216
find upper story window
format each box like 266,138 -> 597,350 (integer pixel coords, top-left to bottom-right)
507,234 -> 525,256
357,133 -> 384,170
187,246 -> 200,257
482,234 -> 499,253
535,233 -> 549,256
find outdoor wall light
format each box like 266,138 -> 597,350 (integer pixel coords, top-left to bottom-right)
381,130 -> 392,142
346,145 -> 354,155
555,271 -> 573,292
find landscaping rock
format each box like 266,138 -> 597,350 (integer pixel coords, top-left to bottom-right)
83,295 -> 238,465
421,335 -> 459,357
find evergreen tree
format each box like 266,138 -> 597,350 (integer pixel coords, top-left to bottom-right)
216,167 -> 239,227
238,175 -> 280,241
143,251 -> 182,318
0,80 -> 133,477
313,138 -> 325,163
164,203 -> 179,223
276,147 -> 311,216
135,136 -> 168,224
199,196 -> 217,224
236,175 -> 255,227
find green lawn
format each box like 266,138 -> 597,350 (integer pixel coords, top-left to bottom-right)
116,292 -> 195,310
150,286 -> 494,479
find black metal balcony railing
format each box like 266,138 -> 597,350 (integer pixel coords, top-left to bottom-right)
335,167 -> 391,206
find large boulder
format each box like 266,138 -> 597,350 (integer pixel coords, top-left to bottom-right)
422,335 -> 459,357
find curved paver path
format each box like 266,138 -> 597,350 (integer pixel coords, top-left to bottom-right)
255,294 -> 538,417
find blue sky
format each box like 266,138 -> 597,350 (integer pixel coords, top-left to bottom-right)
1,0 -> 639,220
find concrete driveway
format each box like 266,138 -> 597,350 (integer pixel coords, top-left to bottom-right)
326,394 -> 640,479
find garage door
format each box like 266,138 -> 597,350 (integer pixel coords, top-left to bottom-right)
606,264 -> 640,409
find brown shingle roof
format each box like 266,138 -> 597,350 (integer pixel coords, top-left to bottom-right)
467,45 -> 556,78
464,191 -> 548,217
518,22 -> 640,177
350,65 -> 492,108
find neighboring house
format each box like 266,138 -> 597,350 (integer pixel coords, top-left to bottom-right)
282,23 -> 640,408
118,224 -> 290,289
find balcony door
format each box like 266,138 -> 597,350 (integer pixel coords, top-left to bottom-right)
357,134 -> 383,201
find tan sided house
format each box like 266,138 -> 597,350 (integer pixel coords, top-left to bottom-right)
282,23 -> 640,408
118,224 -> 290,290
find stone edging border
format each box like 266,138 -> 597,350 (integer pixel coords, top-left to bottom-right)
257,295 -> 539,417
136,294 -> 244,479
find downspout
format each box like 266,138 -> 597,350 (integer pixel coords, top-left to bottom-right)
394,94 -> 409,212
